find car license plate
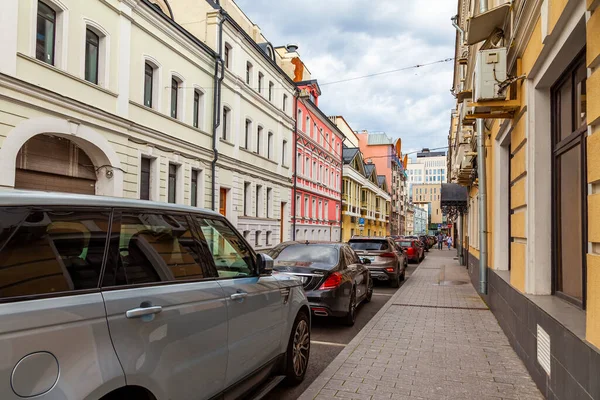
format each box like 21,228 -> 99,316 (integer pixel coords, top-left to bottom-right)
364,256 -> 375,262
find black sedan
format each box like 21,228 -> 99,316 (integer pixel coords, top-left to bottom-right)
268,242 -> 373,326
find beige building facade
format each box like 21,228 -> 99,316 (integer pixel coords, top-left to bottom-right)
0,0 -> 296,249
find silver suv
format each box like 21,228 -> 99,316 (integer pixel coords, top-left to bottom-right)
0,191 -> 310,400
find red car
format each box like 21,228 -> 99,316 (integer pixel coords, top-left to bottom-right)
396,239 -> 424,263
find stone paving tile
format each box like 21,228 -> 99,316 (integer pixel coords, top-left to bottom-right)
298,250 -> 544,400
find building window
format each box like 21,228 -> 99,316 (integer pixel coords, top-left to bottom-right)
266,231 -> 272,246
246,61 -> 252,85
306,116 -> 310,134
255,231 -> 260,247
318,200 -> 322,220
268,81 -> 274,101
140,157 -> 151,200
258,72 -> 264,93
267,132 -> 274,159
297,109 -> 303,130
193,90 -> 204,129
224,43 -> 231,69
296,195 -> 301,216
266,188 -> 272,218
84,29 -> 99,84
283,94 -> 288,112
256,126 -> 263,154
312,198 -> 316,219
256,185 -> 262,217
244,119 -> 251,149
170,77 -> 179,119
304,196 -> 309,217
168,163 -> 178,204
222,106 -> 231,140
191,169 -> 199,207
244,182 -> 251,216
305,157 -> 309,176
36,1 -> 56,65
143,62 -> 159,109
312,161 -> 316,179
551,53 -> 588,307
282,140 -> 288,166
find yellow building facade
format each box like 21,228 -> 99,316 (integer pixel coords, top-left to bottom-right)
449,0 -> 600,398
341,147 -> 391,242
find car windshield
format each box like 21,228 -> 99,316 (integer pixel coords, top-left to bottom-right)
272,245 -> 339,267
398,241 -> 412,247
349,240 -> 389,251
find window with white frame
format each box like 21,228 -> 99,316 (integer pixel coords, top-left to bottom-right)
325,202 -> 329,221
318,200 -> 322,220
170,76 -> 183,119
255,231 -> 261,247
244,119 -> 251,149
256,126 -> 263,155
305,156 -> 309,176
283,94 -> 288,112
244,182 -> 251,216
296,195 -> 301,216
143,60 -> 160,109
282,140 -> 288,166
246,61 -> 253,85
266,188 -> 272,218
312,198 -> 316,219
255,185 -> 263,217
258,72 -> 264,93
267,132 -> 274,159
268,81 -> 274,102
266,231 -> 272,246
304,196 -> 309,217
35,0 -> 68,67
222,106 -> 231,140
193,89 -> 205,129
224,42 -> 232,69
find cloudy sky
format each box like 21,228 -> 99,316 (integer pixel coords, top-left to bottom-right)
235,0 -> 457,156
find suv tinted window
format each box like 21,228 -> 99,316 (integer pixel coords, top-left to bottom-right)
102,212 -> 214,287
348,240 -> 390,251
194,217 -> 254,278
0,207 -> 110,299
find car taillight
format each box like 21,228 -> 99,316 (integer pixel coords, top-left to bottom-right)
407,247 -> 414,255
385,267 -> 395,272
380,252 -> 396,258
319,272 -> 342,290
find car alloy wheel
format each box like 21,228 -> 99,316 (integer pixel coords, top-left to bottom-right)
343,289 -> 357,326
292,319 -> 310,377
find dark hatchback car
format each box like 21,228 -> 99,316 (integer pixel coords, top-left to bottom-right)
268,242 -> 372,326
348,237 -> 407,288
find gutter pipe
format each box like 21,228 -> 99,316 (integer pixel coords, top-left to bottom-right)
477,0 -> 489,295
451,15 -> 465,46
211,10 -> 226,211
292,90 -> 300,240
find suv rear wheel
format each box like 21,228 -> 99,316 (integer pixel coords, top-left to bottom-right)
284,311 -> 310,385
390,267 -> 400,288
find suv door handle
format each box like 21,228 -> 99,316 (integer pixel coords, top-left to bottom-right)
126,306 -> 163,319
230,292 -> 248,301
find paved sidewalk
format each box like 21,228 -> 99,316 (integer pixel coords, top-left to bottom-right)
298,250 -> 543,400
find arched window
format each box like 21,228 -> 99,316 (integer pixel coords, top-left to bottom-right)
222,106 -> 231,140
267,132 -> 274,159
224,42 -> 232,69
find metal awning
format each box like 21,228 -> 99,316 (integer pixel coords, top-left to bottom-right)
441,183 -> 468,215
466,3 -> 511,45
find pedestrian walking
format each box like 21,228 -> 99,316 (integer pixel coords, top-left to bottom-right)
437,233 -> 443,250
447,236 -> 453,250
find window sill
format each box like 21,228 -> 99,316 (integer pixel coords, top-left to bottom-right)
18,53 -> 118,97
129,101 -> 212,138
220,138 -> 235,147
240,147 -> 278,166
493,269 -> 587,342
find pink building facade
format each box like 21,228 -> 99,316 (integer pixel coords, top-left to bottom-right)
357,132 -> 408,236
292,81 -> 343,241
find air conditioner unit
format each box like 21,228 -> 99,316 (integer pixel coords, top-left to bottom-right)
474,47 -> 507,101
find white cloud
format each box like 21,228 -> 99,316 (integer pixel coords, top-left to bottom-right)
234,0 -> 457,154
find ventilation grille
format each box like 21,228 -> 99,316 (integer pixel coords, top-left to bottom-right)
537,324 -> 551,376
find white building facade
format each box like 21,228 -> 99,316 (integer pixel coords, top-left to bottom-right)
0,0 -> 295,249
407,149 -> 447,200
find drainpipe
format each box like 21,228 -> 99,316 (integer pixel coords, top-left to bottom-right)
477,0 -> 488,295
292,90 -> 299,240
211,11 -> 226,211
451,15 -> 465,46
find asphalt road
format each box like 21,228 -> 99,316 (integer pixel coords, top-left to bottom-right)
264,260 -> 421,400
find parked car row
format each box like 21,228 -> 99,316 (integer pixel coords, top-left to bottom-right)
267,236 -> 408,326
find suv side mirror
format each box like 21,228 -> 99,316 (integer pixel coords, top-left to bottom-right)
257,253 -> 274,275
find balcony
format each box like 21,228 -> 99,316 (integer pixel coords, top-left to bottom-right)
342,194 -> 349,203
361,201 -> 368,209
